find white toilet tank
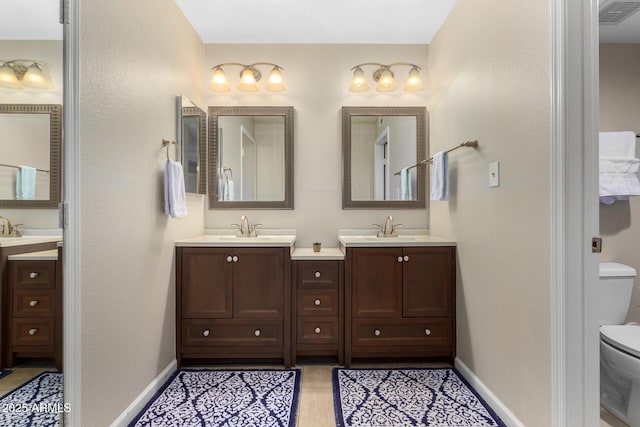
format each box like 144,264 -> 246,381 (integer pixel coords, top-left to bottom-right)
600,262 -> 637,325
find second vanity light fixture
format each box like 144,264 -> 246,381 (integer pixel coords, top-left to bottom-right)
209,62 -> 286,93
349,62 -> 424,93
0,59 -> 54,90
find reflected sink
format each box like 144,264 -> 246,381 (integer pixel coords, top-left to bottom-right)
362,236 -> 416,241
0,234 -> 62,247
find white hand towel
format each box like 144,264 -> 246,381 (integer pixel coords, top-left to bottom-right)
599,131 -> 637,158
164,160 -> 187,218
224,177 -> 235,201
400,167 -> 413,200
599,132 -> 640,204
16,166 -> 36,200
431,151 -> 449,201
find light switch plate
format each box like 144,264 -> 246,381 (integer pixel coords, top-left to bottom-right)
489,161 -> 500,187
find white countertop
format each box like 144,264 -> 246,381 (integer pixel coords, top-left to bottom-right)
8,249 -> 58,261
291,247 -> 344,260
0,235 -> 62,248
175,234 -> 296,248
338,228 -> 456,248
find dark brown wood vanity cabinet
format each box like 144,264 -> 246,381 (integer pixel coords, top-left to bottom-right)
345,246 -> 456,366
6,257 -> 62,370
176,247 -> 291,366
292,260 -> 344,365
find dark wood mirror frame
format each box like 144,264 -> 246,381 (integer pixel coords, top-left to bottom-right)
208,106 -> 294,209
0,104 -> 62,209
342,106 -> 427,209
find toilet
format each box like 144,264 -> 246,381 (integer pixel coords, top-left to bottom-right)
600,262 -> 640,426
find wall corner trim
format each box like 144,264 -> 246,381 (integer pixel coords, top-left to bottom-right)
455,358 -> 526,427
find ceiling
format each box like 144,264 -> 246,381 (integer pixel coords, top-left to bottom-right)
0,0 -> 62,40
600,10 -> 640,43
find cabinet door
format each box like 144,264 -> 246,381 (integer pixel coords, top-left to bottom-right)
403,247 -> 454,317
351,248 -> 402,318
182,248 -> 233,318
234,247 -> 284,318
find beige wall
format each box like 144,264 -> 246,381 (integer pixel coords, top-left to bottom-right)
599,43 -> 640,323
79,0 -> 204,424
203,44 -> 430,247
427,1 -> 551,425
0,40 -> 62,228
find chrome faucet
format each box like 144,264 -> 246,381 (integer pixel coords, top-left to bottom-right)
0,216 -> 21,237
374,215 -> 402,237
231,215 -> 262,237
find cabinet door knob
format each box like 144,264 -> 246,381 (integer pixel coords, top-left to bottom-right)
227,256 -> 233,262
314,327 -> 321,334
203,329 -> 211,337
232,255 -> 239,262
314,271 -> 321,278
374,329 -> 381,337
314,299 -> 321,306
404,255 -> 409,262
29,272 -> 38,279
29,300 -> 39,307
397,256 -> 403,263
254,329 -> 261,337
28,328 -> 38,336
424,328 -> 431,336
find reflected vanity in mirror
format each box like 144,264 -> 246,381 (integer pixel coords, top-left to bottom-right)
0,104 -> 62,208
342,106 -> 427,209
208,106 -> 294,209
177,95 -> 207,194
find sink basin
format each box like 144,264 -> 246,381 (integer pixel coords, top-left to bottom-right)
0,235 -> 62,247
362,236 -> 415,241
338,234 -> 455,247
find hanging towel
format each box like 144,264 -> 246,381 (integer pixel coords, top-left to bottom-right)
599,131 -> 640,204
431,151 -> 449,201
400,167 -> 413,200
164,160 -> 187,218
16,166 -> 36,200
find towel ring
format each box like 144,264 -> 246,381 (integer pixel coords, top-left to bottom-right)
162,139 -> 178,161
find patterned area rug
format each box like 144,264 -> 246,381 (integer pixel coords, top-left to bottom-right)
0,372 -> 64,427
130,369 -> 301,427
333,368 -> 506,427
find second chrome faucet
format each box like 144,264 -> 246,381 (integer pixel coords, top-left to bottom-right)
232,215 -> 262,237
374,215 -> 402,237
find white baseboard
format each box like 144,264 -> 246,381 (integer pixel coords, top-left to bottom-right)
455,358 -> 525,427
110,359 -> 177,427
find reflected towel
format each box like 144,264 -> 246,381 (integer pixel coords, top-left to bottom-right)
164,160 -> 187,218
599,132 -> 640,204
599,131 -> 637,158
16,166 -> 36,200
430,151 -> 449,201
224,177 -> 235,201
400,167 -> 412,200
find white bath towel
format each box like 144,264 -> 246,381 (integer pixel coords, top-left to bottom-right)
599,131 -> 637,158
164,160 -> 187,218
400,167 -> 412,200
430,151 -> 449,201
599,131 -> 640,204
16,166 -> 36,200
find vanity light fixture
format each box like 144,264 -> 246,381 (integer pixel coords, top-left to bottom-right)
349,63 -> 424,93
209,62 -> 286,93
0,60 -> 54,90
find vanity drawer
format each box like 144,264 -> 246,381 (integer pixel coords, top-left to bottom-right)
297,288 -> 339,316
352,317 -> 452,349
297,317 -> 339,345
11,261 -> 56,289
297,261 -> 339,288
13,290 -> 55,317
11,318 -> 55,347
182,319 -> 282,348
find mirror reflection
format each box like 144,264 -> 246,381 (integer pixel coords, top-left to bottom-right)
0,104 -> 61,208
209,106 -> 294,209
342,107 -> 426,209
177,95 -> 206,194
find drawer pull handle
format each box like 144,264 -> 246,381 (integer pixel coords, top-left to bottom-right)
314,327 -> 321,334
397,256 -> 403,263
29,272 -> 39,279
424,328 -> 431,336
28,328 -> 37,336
227,256 -> 233,263
233,255 -> 239,262
314,299 -> 321,306
374,329 -> 381,337
314,271 -> 321,278
254,329 -> 261,337
29,300 -> 39,307
404,255 -> 409,262
203,329 -> 211,337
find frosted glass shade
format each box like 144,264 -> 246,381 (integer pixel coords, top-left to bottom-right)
0,64 -> 21,89
22,63 -> 53,90
238,68 -> 259,92
349,67 -> 369,92
209,67 -> 230,92
266,67 -> 286,92
376,68 -> 396,92
403,67 -> 424,92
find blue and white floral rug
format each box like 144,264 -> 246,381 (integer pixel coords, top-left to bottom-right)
333,368 -> 506,427
0,372 -> 64,427
130,369 -> 301,427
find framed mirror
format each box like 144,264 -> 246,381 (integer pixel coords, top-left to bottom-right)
177,95 -> 206,194
342,106 -> 427,209
0,104 -> 62,209
208,106 -> 294,209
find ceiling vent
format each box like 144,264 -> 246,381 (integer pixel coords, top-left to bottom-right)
600,0 -> 640,25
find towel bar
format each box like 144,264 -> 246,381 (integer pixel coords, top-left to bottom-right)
0,163 -> 49,174
394,140 -> 478,176
162,139 -> 178,161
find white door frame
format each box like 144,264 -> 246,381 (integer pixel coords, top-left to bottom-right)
551,0 -> 600,425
